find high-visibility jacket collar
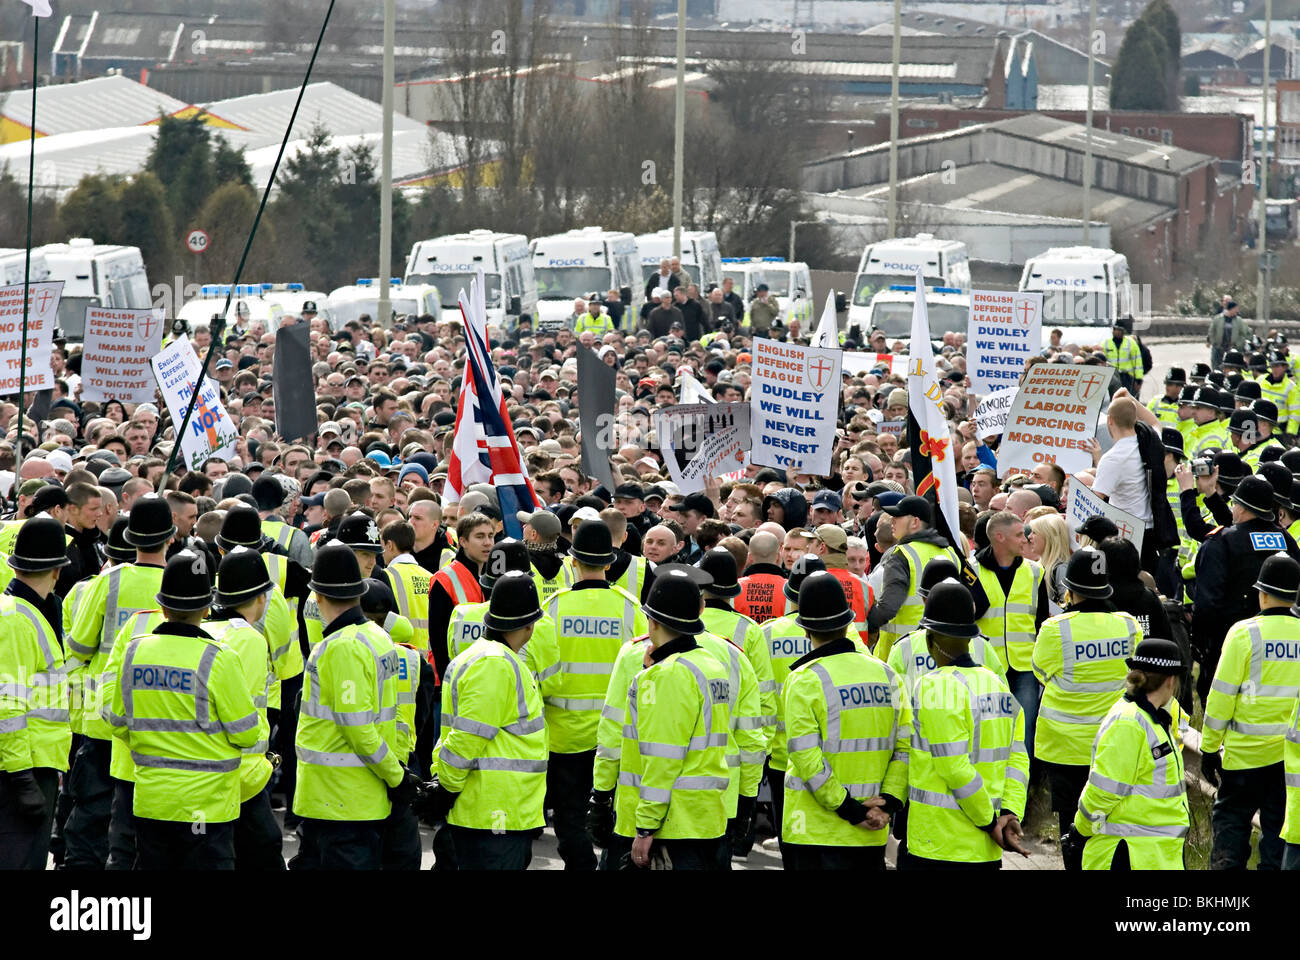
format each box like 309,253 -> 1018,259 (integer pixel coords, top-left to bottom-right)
570,579 -> 611,591
789,636 -> 854,671
648,633 -> 699,664
1258,606 -> 1293,618
4,577 -> 61,639
151,620 -> 214,640
1123,690 -> 1173,733
322,604 -> 367,638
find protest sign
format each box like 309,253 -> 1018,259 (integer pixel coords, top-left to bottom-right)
0,281 -> 60,394
80,306 -> 163,403
1064,474 -> 1144,553
879,420 -> 906,436
842,351 -> 909,377
966,290 -> 1042,395
972,386 -> 1018,440
655,402 -> 750,496
273,322 -> 316,443
151,335 -> 238,471
749,338 -> 841,476
996,364 -> 1112,478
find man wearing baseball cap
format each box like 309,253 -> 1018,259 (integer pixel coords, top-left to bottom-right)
867,495 -> 963,655
518,509 -> 568,604
809,523 -> 871,646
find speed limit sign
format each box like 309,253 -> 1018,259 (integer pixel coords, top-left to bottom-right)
186,229 -> 210,254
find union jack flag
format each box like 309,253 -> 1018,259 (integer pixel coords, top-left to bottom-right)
445,269 -> 542,539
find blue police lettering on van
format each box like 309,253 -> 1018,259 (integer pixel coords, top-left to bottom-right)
1266,641 -> 1300,660
708,679 -> 731,704
1250,532 -> 1286,551
880,262 -> 925,273
546,258 -> 587,266
1044,277 -> 1089,286
769,634 -> 811,659
561,616 -> 622,638
838,683 -> 891,708
1072,638 -> 1131,662
130,665 -> 195,693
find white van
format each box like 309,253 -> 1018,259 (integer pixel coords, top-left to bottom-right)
404,230 -> 537,330
857,284 -> 971,342
177,284 -> 286,333
636,229 -> 723,294
1018,246 -> 1134,330
848,234 -> 970,339
261,283 -> 336,329
529,228 -> 643,331
38,238 -> 151,341
325,279 -> 443,329
0,248 -> 52,286
754,258 -> 814,326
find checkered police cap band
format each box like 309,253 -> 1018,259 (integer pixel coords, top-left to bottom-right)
1129,654 -> 1180,670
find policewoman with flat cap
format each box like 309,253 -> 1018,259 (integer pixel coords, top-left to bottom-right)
1064,637 -> 1189,870
427,570 -> 550,870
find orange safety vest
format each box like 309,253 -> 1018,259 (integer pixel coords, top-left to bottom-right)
735,572 -> 787,624
828,567 -> 873,647
431,560 -> 483,607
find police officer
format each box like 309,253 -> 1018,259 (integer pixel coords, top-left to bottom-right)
254,475 -> 312,569
336,512 -> 384,580
1201,553 -> 1300,870
1063,637 -> 1189,870
290,545 -> 423,870
1148,368 -> 1186,424
615,566 -> 732,870
1176,451 -> 1247,544
1194,476 -> 1300,708
424,571 -> 549,869
1259,352 -> 1300,437
1188,387 -> 1227,457
758,554 -> 827,845
63,495 -> 175,869
1033,548 -> 1142,839
698,548 -> 777,741
867,496 -> 963,654
780,571 -> 910,871
540,519 -> 647,870
446,539 -> 559,688
0,517 -> 72,869
203,548 -> 285,870
107,552 -> 263,869
906,581 -> 1030,869
1105,319 -> 1144,394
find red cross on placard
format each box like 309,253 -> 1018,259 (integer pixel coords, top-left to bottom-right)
1018,300 -> 1035,325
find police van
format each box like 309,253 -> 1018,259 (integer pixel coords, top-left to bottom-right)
635,229 -> 723,293
0,248 -> 51,286
1018,246 -> 1134,335
404,230 -> 537,330
325,278 -> 443,329
856,284 -> 971,343
753,257 -> 813,326
529,227 -> 642,332
38,238 -> 151,341
177,284 -> 286,332
262,283 -> 335,329
847,234 -> 970,341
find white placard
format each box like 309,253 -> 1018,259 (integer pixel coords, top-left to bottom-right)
997,364 -> 1112,478
0,281 -> 60,394
749,338 -> 841,476
80,306 -> 164,403
966,290 -> 1042,395
842,351 -> 910,377
1064,474 -> 1145,554
151,335 -> 238,471
654,402 -> 750,496
973,386 -> 1018,440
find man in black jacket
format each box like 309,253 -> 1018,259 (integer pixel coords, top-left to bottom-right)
673,286 -> 709,342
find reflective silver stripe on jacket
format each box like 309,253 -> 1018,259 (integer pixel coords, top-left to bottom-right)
546,696 -> 605,711
296,742 -> 390,768
909,786 -> 1002,812
1093,820 -> 1188,839
1057,617 -> 1132,691
1039,705 -> 1109,725
787,773 -> 881,798
131,752 -> 240,773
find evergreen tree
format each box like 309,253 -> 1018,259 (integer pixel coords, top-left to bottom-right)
191,182 -> 277,288
1140,0 -> 1182,108
1109,18 -> 1169,111
147,114 -> 215,229
119,172 -> 177,284
57,174 -> 124,243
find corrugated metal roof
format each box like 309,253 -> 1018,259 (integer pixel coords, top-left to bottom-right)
1035,83 -> 1108,111
990,114 -> 1210,174
79,11 -> 184,63
2,76 -> 190,135
204,82 -> 425,149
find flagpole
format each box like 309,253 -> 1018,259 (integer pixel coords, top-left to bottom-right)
159,0 -> 336,489
14,12 -> 39,496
